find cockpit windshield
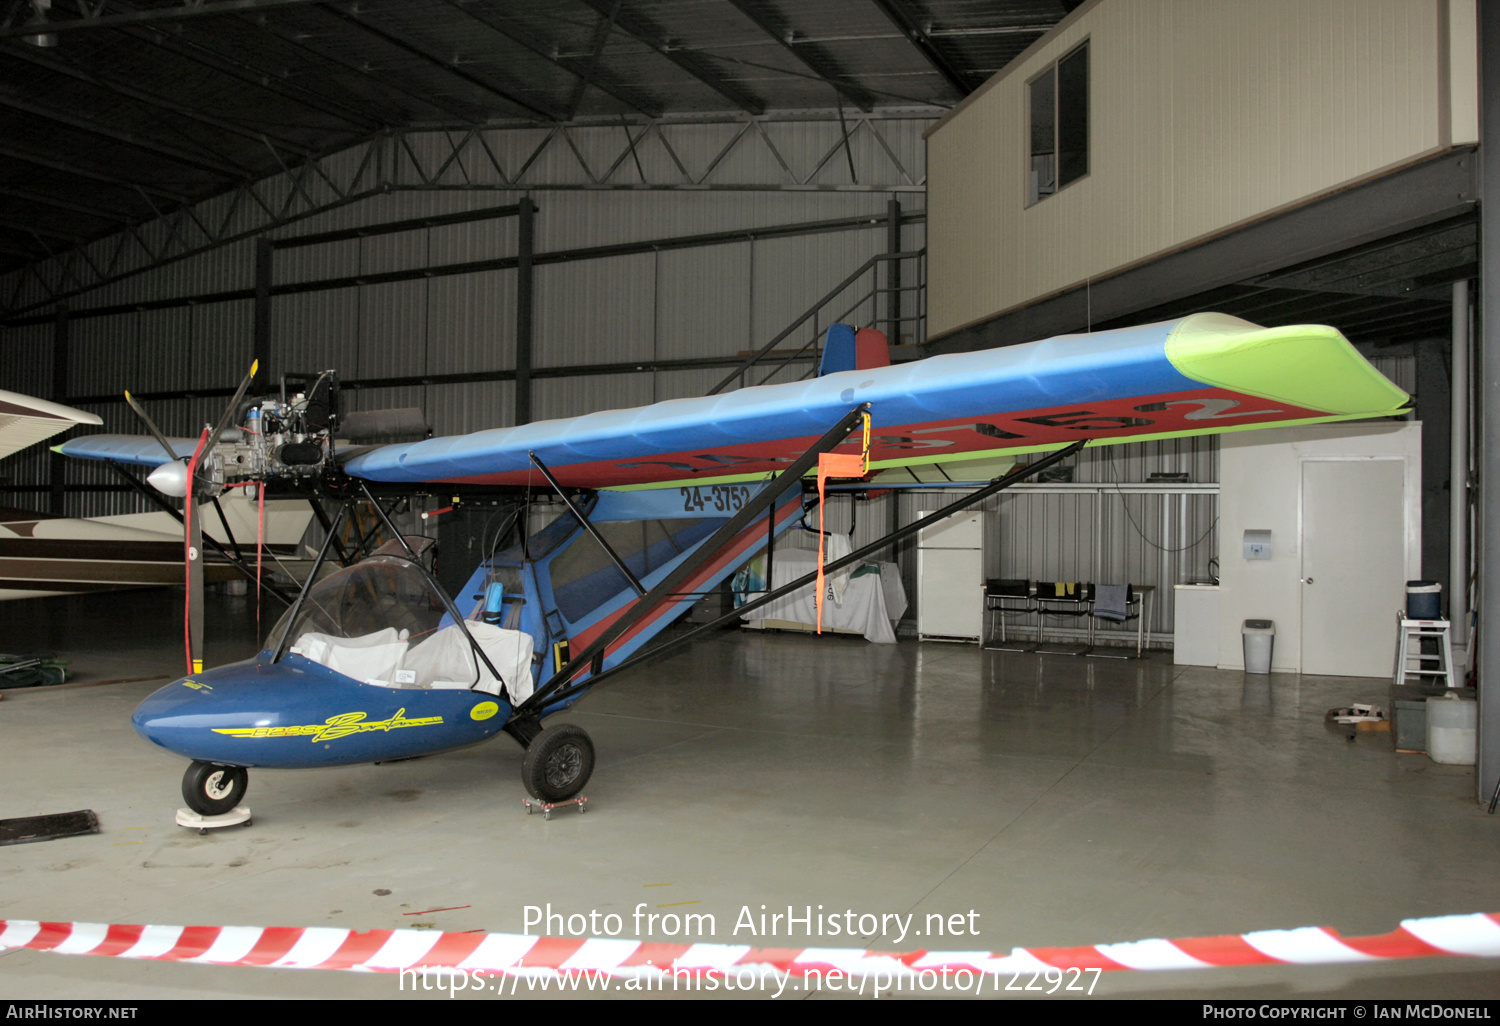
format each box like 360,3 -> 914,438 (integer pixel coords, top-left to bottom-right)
272,555 -> 448,648
268,554 -> 534,701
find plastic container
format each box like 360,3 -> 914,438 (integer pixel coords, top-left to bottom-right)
1242,619 -> 1275,674
1406,581 -> 1442,620
1426,692 -> 1477,765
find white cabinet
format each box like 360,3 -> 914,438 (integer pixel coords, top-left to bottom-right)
1173,585 -> 1220,666
917,511 -> 984,642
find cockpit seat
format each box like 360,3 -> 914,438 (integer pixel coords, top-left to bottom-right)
398,622 -> 535,702
290,628 -> 408,685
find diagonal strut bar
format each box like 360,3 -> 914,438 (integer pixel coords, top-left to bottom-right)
537,439 -> 1091,704
509,403 -> 872,731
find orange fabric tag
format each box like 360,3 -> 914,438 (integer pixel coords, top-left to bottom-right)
815,451 -> 868,633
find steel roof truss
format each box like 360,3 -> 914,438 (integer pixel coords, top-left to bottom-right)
576,0 -> 764,116
724,0 -> 877,112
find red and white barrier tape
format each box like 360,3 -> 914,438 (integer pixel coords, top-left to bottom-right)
3,913 -> 1499,977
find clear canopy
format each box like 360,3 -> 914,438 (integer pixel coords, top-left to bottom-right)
268,554 -> 533,700
270,554 -> 448,652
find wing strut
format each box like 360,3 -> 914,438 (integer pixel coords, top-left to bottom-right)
528,450 -> 646,597
102,460 -> 294,607
514,439 -> 1090,719
506,403 -> 874,742
354,482 -> 508,690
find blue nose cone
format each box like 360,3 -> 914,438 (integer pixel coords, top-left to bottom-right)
132,673 -> 233,753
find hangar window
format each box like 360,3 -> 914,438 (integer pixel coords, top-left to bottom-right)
1028,40 -> 1090,205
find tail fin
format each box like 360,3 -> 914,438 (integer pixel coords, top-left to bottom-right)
818,325 -> 891,376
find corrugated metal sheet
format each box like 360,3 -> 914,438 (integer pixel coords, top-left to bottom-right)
425,271 -> 517,375
1,120 -> 932,520
532,374 -> 654,424
655,245 -> 753,361
534,254 -> 656,368
0,322 -> 50,398
359,280 -> 430,379
272,290 -> 360,378
751,228 -> 886,359
927,0 -> 1455,337
426,380 -> 515,436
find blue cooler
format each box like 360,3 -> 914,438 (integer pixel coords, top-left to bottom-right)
1406,581 -> 1442,620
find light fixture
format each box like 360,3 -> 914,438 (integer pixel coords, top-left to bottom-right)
22,0 -> 56,48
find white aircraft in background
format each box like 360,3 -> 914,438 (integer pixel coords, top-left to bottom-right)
0,389 -> 312,601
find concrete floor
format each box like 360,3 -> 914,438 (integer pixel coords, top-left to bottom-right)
1,588 -> 1498,1000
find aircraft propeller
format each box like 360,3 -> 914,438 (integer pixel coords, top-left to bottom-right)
125,361 -> 259,675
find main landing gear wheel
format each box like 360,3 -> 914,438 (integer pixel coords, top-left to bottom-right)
521,724 -> 594,803
182,761 -> 248,817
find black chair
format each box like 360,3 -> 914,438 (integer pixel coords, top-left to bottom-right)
1085,584 -> 1146,659
1034,581 -> 1094,654
983,578 -> 1036,651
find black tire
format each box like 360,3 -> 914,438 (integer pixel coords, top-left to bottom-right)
182,761 -> 248,817
521,724 -> 594,802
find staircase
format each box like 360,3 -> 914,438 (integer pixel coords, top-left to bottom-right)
706,249 -> 926,395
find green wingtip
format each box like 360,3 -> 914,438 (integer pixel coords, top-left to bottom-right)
1164,313 -> 1410,416
49,444 -> 66,455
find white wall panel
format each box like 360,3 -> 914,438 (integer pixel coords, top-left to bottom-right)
927,0 -> 1465,338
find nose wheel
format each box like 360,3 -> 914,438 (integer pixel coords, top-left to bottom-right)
182,761 -> 248,816
521,724 -> 594,803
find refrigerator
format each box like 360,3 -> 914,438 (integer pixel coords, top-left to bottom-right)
917,510 -> 984,642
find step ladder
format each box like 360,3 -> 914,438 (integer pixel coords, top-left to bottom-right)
1393,613 -> 1457,688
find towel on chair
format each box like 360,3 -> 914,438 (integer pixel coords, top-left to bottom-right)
1095,584 -> 1129,622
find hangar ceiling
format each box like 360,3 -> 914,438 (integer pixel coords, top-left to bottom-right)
0,0 -> 1080,276
1095,215 -> 1475,347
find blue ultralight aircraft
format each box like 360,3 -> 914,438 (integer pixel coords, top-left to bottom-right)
58,314 -> 1409,817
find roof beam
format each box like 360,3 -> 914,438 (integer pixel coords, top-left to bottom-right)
0,218 -> 85,244
118,25 -> 385,134
0,0 -> 328,39
568,1 -> 622,120
0,185 -> 137,222
576,0 -> 765,115
0,90 -> 251,179
439,0 -> 659,119
235,11 -> 489,126
867,0 -> 975,97
0,142 -> 194,204
0,42 -> 317,159
724,0 -> 877,112
328,7 -> 563,122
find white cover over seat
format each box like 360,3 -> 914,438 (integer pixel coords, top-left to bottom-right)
290,628 -> 408,685
399,622 -> 535,701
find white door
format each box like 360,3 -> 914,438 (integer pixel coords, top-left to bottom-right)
1300,458 -> 1408,677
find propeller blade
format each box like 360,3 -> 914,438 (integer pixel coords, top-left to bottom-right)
124,390 -> 182,465
208,360 -> 259,452
190,360 -> 260,500
183,426 -> 211,676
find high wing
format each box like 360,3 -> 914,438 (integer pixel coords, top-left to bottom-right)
60,314 -> 1408,488
0,390 -> 102,462
340,313 -> 1407,489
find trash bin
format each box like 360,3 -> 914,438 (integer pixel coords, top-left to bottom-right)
1405,581 -> 1442,620
1242,619 -> 1275,674
1427,692 -> 1477,765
